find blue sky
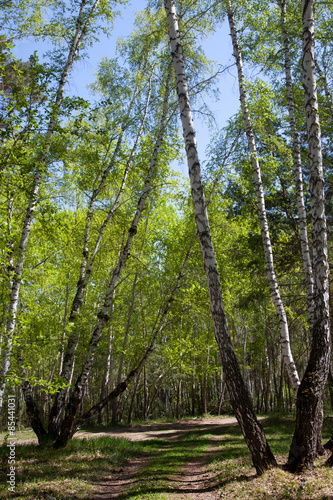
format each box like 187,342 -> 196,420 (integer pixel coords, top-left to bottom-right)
14,0 -> 241,175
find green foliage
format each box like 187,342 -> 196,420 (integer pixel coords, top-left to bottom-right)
1,0 -> 332,437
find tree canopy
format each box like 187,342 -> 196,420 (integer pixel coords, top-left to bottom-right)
0,0 -> 332,476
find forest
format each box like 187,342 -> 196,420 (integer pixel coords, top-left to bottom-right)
0,0 -> 333,498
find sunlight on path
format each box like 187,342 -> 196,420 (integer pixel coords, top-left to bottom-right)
89,416 -> 246,499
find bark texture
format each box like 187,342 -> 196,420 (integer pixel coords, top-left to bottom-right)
286,0 -> 331,472
227,3 -> 300,393
21,381 -> 47,445
279,0 -> 314,326
164,0 -> 276,475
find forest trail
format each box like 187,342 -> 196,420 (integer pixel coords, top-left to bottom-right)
89,416 -> 253,499
79,416 -> 239,442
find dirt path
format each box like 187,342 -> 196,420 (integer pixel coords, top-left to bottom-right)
79,416 -> 239,441
88,417 -> 246,499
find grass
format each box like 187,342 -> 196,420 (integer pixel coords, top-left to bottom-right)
0,428 -> 36,443
205,416 -> 333,500
0,436 -> 143,499
0,416 -> 332,499
122,433 -> 210,499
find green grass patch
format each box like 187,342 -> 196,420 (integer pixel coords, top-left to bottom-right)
0,428 -> 36,443
0,436 -> 144,499
122,433 -> 211,499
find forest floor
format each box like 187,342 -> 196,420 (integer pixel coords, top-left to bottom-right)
1,415 -> 333,499
85,416 -> 241,499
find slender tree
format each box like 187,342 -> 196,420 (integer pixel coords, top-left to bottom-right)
286,0 -> 330,472
48,63 -> 154,438
226,1 -> 300,393
0,0 -> 103,407
164,0 -> 276,475
278,0 -> 314,325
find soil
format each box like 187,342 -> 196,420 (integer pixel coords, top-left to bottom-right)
87,417 -> 246,499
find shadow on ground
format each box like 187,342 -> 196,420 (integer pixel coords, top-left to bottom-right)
90,419 -> 268,499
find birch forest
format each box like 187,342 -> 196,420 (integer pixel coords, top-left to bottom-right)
1,0 -> 333,493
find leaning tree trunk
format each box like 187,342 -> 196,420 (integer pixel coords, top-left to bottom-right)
53,70 -> 172,447
0,0 -> 100,408
48,70 -> 152,438
278,0 -> 314,325
164,0 -> 276,475
227,3 -> 300,394
286,0 -> 331,473
279,0 -> 325,456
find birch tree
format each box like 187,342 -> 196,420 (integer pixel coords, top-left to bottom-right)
226,1 -> 300,393
286,0 -> 331,472
19,52 -> 179,444
164,0 -> 276,475
0,0 -> 115,408
48,60 -> 155,438
278,0 -> 314,327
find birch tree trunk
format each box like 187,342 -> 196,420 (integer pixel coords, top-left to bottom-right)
53,70 -> 172,447
227,3 -> 300,393
164,0 -> 276,475
0,0 -> 100,408
55,229 -> 191,446
48,70 -> 152,438
279,0 -> 326,456
286,0 -> 331,472
278,0 -> 314,325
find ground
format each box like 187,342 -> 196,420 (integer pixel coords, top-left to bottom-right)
1,415 -> 333,499
86,417 -> 241,499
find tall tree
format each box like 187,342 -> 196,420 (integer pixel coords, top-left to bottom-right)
164,0 -> 276,475
0,0 -> 111,407
286,0 -> 331,472
278,0 -> 314,326
226,1 -> 300,393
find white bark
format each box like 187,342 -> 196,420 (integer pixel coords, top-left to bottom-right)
0,0 -> 100,407
278,0 -> 314,331
227,3 -> 300,393
164,0 -> 276,475
301,0 -> 330,347
286,0 -> 331,471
